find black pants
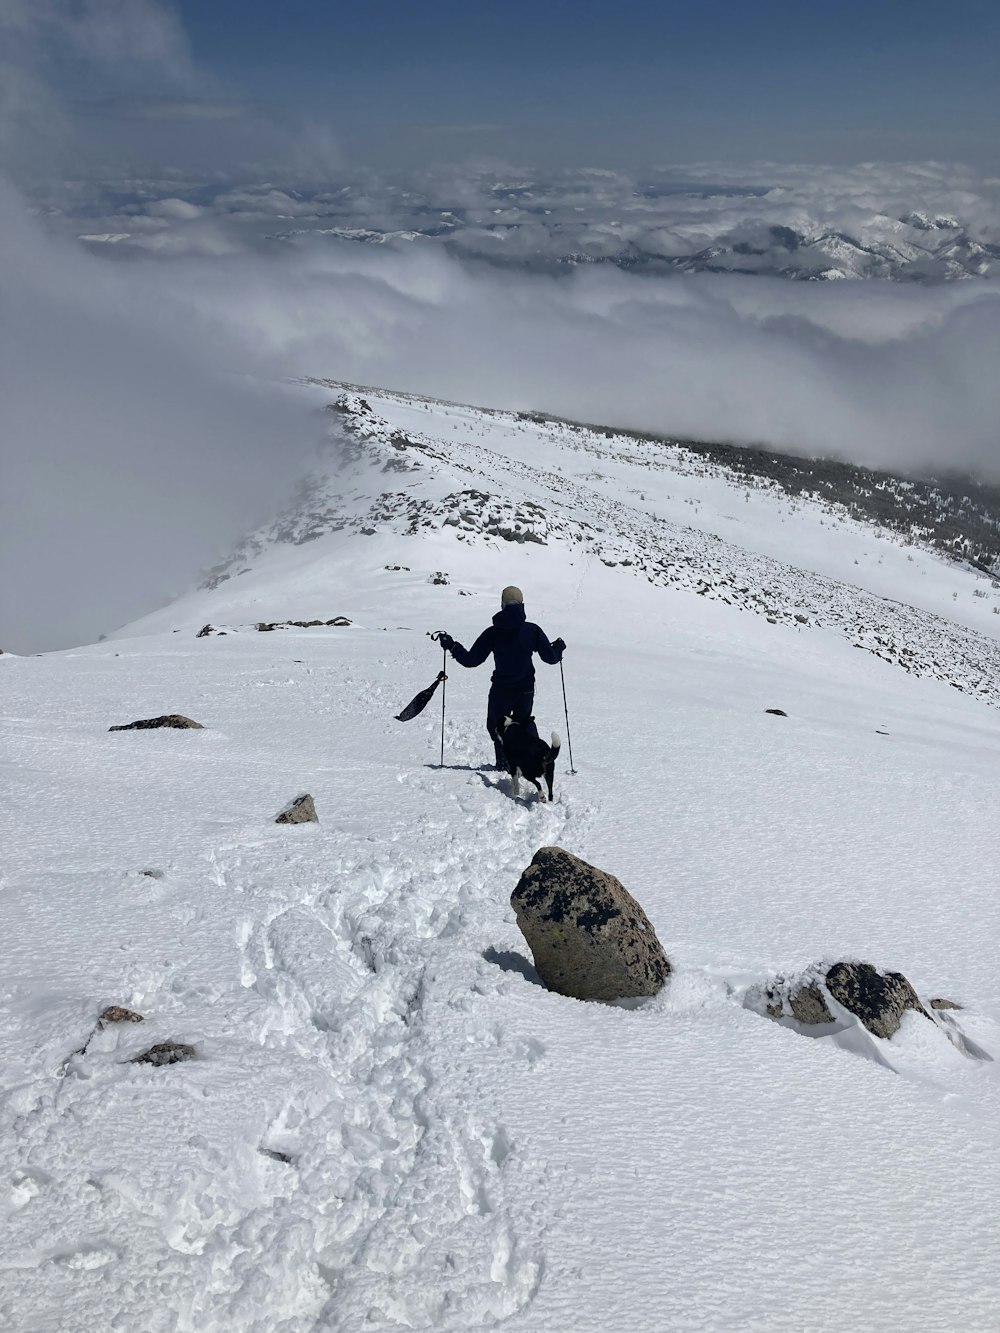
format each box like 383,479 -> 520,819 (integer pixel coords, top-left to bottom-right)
487,680 -> 538,764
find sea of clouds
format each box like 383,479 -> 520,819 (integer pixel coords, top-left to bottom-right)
46,160 -> 1000,278
1,0 -> 998,653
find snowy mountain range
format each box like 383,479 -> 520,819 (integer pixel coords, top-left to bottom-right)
38,161 -> 1000,281
263,211 -> 1000,282
3,383 -> 1000,1331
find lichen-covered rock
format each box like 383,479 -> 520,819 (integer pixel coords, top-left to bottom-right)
109,715 -> 204,731
753,960 -> 930,1039
511,846 -> 670,1002
825,962 -> 929,1039
100,1006 -> 144,1025
131,1042 -> 196,1067
787,983 -> 832,1025
256,618 -> 351,631
275,793 -> 318,825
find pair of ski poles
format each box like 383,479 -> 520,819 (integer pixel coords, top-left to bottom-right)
431,634 -> 576,774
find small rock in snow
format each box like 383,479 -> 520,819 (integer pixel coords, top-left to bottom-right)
258,1146 -> 295,1165
930,997 -> 963,1010
826,962 -> 929,1038
100,1006 -> 144,1025
755,961 -> 930,1039
109,715 -> 204,731
275,793 -> 318,825
785,983 -> 831,1026
765,708 -> 788,716
131,1042 -> 196,1067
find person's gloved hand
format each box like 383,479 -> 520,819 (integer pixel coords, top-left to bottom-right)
552,637 -> 566,656
437,631 -> 455,652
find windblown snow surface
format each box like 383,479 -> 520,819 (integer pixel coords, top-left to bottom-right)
3,387 -> 1000,1332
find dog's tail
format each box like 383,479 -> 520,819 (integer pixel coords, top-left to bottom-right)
550,731 -> 561,756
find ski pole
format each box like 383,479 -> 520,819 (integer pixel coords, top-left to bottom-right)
559,660 -> 576,774
439,642 -> 447,768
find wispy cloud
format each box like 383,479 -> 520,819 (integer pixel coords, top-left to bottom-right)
0,0 -> 198,172
98,96 -> 253,122
414,123 -> 506,137
0,180 -> 312,652
0,0 -> 340,179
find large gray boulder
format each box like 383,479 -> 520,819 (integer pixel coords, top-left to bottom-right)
511,846 -> 671,1002
754,960 -> 930,1039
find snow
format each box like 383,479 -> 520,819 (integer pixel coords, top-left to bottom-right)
2,387 -> 1000,1331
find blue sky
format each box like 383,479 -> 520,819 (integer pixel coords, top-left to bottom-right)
169,0 -> 1000,168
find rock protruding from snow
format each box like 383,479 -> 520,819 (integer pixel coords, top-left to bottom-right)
275,793 -> 318,825
256,618 -> 352,632
131,1042 -> 196,1067
784,982 -> 831,1026
100,1006 -> 144,1026
826,962 -> 930,1038
756,960 -> 930,1039
511,846 -> 671,1002
109,714 -> 204,731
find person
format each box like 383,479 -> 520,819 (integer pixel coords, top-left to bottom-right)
437,586 -> 565,770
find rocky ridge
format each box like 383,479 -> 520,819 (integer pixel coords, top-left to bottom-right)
200,387 -> 1000,709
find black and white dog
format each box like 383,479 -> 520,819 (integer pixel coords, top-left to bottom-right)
501,716 -> 561,801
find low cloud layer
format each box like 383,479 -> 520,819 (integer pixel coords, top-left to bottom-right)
4,196 -> 998,653
0,182 -> 312,653
155,233 -> 1000,477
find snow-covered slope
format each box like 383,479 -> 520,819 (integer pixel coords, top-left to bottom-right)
166,384 -> 1000,708
3,386 -> 999,1332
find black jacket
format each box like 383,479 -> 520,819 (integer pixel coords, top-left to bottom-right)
449,603 -> 562,685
